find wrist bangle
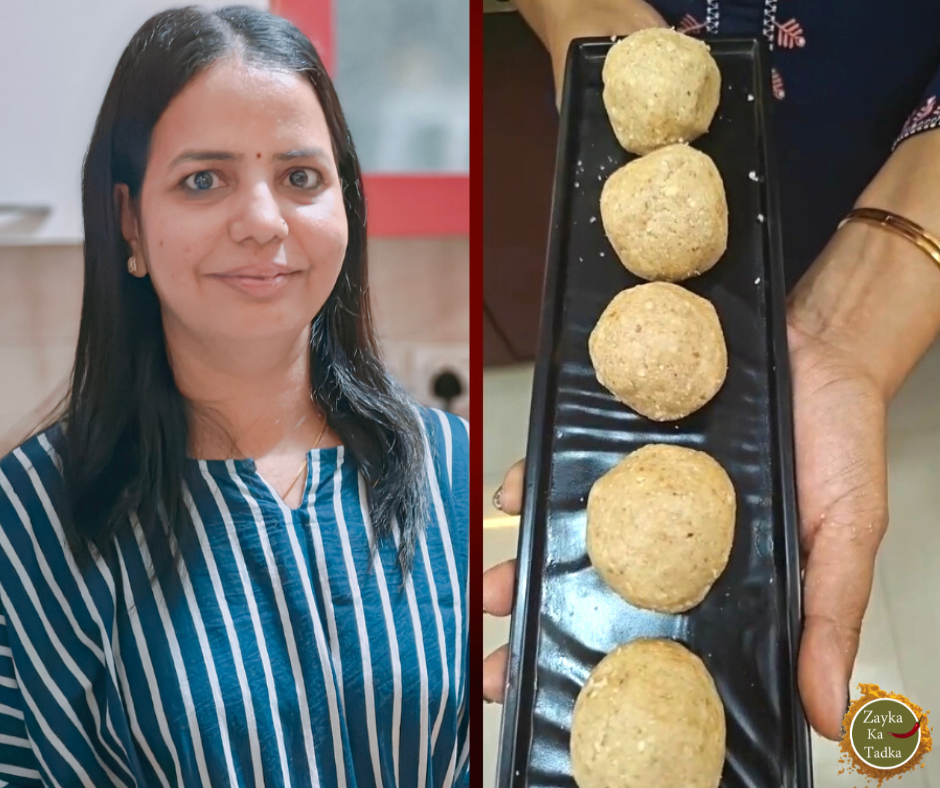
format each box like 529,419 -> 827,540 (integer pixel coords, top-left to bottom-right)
838,207 -> 940,271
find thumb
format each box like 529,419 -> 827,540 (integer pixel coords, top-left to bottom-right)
798,514 -> 886,740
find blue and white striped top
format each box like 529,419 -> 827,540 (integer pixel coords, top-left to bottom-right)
0,408 -> 468,788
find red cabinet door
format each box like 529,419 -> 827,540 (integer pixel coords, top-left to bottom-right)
271,0 -> 469,237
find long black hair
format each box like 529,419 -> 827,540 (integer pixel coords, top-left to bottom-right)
23,5 -> 428,584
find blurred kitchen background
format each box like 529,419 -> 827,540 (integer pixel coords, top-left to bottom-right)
0,0 -> 468,455
484,7 -> 939,788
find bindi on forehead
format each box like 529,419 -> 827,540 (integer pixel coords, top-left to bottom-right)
256,152 -> 261,158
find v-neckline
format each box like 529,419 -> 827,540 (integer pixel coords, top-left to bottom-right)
185,445 -> 344,514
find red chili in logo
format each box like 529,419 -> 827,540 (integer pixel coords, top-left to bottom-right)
889,717 -> 924,739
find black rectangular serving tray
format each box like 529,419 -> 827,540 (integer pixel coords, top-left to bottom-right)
496,37 -> 813,788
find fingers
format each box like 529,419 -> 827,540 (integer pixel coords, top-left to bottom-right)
798,514 -> 886,740
483,559 -> 517,617
483,644 -> 509,704
486,465 -> 521,707
493,459 -> 525,515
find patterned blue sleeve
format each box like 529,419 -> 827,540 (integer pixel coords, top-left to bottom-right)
894,71 -> 940,148
0,595 -> 45,787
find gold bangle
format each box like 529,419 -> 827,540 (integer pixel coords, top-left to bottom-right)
838,207 -> 940,270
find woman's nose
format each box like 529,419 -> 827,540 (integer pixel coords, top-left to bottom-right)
230,182 -> 288,245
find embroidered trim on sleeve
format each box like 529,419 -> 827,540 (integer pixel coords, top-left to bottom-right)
705,0 -> 720,35
895,95 -> 940,149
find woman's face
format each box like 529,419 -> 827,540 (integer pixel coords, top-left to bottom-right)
118,58 -> 349,345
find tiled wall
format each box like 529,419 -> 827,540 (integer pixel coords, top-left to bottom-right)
368,236 -> 470,418
0,246 -> 82,457
0,237 -> 468,456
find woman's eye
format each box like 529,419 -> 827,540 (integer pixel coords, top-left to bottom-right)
288,168 -> 322,190
182,170 -> 221,192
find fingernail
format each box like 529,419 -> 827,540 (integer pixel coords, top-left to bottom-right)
492,485 -> 504,512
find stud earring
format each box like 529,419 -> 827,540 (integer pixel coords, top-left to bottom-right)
128,256 -> 137,274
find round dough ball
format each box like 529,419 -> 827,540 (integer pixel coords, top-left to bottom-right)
600,144 -> 728,282
588,282 -> 727,421
571,639 -> 726,788
602,28 -> 721,155
586,443 -> 735,612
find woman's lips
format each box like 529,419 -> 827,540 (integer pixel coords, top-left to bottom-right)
211,271 -> 297,297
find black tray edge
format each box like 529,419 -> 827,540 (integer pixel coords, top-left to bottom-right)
494,32 -> 579,788
754,38 -> 815,788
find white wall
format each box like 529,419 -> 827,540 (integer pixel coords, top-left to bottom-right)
0,0 -> 268,244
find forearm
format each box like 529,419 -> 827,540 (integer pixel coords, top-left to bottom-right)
515,0 -> 664,41
513,0 -> 558,50
514,0 -> 667,94
788,130 -> 940,400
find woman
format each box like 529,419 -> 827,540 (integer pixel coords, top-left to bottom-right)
0,6 -> 468,788
483,0 -> 940,744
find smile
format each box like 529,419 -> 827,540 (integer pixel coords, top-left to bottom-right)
211,271 -> 298,297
